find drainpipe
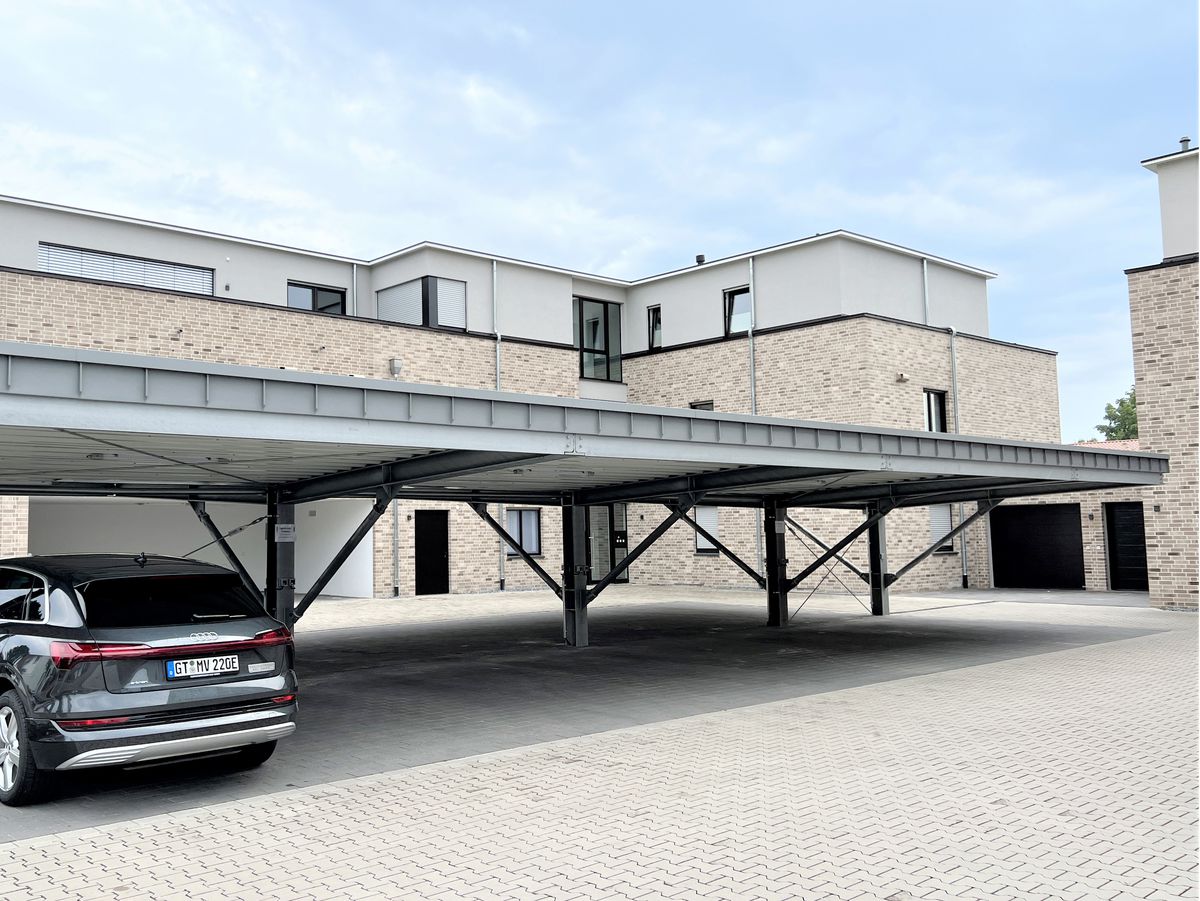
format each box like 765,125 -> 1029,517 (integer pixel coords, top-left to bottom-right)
921,258 -> 929,325
494,259 -> 506,590
948,326 -> 970,588
351,263 -> 358,316
391,502 -> 400,596
749,257 -> 764,573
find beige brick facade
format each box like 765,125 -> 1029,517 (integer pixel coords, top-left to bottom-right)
0,496 -> 29,558
1129,259 -> 1198,609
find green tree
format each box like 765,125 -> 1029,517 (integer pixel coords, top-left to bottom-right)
1095,386 -> 1138,440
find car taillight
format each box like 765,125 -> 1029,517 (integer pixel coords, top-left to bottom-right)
50,628 -> 292,669
271,694 -> 296,704
50,641 -> 152,669
56,716 -> 132,729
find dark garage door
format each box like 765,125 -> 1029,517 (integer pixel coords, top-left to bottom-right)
1105,502 -> 1149,591
991,503 -> 1085,589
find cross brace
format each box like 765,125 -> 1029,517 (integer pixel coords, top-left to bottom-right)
188,501 -> 265,608
886,499 -> 1002,586
586,498 -> 697,603
468,502 -> 563,598
294,490 -> 393,620
785,499 -> 897,592
784,516 -> 868,582
672,505 -> 764,588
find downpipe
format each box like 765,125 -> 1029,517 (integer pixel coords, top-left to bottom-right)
948,326 -> 970,588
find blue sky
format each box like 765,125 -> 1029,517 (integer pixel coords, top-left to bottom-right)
0,0 -> 1194,440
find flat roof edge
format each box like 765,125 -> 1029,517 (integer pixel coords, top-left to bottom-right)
0,339 -> 1165,463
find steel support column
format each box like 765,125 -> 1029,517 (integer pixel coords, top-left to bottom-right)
265,492 -> 296,626
188,501 -> 264,608
764,500 -> 789,627
866,503 -> 889,616
561,502 -> 589,647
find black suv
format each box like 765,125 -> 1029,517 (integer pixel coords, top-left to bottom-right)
0,554 -> 298,805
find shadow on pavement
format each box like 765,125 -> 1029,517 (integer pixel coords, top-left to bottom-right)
5,600 -> 1161,842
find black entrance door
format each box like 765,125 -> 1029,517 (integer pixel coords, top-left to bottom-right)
990,503 -> 1085,589
414,510 -> 449,595
1105,502 -> 1149,591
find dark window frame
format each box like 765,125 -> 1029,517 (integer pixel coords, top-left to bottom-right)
693,506 -> 720,555
924,389 -> 948,433
929,504 -> 956,554
505,508 -> 542,557
287,281 -> 346,316
573,296 -> 623,382
647,305 -> 662,351
690,400 -> 714,411
376,275 -> 467,331
724,286 -> 752,336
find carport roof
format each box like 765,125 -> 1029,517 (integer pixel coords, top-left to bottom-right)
0,341 -> 1167,508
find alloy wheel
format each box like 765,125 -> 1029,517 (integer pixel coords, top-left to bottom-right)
0,705 -> 19,793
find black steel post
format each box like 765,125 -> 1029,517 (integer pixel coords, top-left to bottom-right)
866,502 -> 890,616
265,491 -> 296,627
561,502 -> 589,647
764,499 -> 789,627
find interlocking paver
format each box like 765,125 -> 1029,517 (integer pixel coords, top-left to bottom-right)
0,596 -> 1195,900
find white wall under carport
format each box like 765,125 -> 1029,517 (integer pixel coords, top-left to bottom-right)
28,497 -> 374,598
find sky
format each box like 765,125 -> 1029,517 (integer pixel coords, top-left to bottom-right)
0,0 -> 1195,441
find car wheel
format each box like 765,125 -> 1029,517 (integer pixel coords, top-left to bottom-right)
230,740 -> 277,770
0,691 -> 48,807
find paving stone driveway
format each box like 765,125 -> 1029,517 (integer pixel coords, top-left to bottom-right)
1,592 -> 1195,900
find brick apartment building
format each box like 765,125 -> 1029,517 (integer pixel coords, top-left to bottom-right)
0,145 -> 1190,609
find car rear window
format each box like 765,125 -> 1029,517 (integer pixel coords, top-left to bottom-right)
77,573 -> 264,628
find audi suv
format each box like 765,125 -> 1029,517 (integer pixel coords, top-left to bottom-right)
0,554 -> 298,805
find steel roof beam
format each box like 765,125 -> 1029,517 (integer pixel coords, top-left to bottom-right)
575,466 -> 852,506
278,450 -> 548,504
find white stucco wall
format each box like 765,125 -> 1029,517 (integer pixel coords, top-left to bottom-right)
1148,151 -> 1199,259
28,497 -> 374,598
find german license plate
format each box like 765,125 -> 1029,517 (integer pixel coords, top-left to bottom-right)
166,655 -> 239,680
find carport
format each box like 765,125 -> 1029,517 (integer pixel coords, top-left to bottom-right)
0,341 -> 1168,646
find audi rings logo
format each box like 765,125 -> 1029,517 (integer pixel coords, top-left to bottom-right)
189,631 -> 219,641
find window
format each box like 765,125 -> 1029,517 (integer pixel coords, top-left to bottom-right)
690,400 -> 714,411
929,504 -> 954,553
77,573 -> 262,628
505,509 -> 542,556
0,568 -> 47,622
377,277 -> 467,330
574,297 -> 622,382
694,505 -> 719,554
724,286 -> 751,335
647,305 -> 662,350
924,389 -> 948,433
38,242 -> 214,294
288,282 -> 346,315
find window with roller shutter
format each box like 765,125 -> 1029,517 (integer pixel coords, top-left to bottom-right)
376,276 -> 467,330
37,242 -> 214,295
694,505 -> 719,554
929,504 -> 954,552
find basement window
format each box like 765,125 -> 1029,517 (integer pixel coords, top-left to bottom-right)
288,282 -> 346,315
377,277 -> 467,330
505,509 -> 542,556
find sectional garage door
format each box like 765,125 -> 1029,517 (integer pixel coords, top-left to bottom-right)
990,503 -> 1086,589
